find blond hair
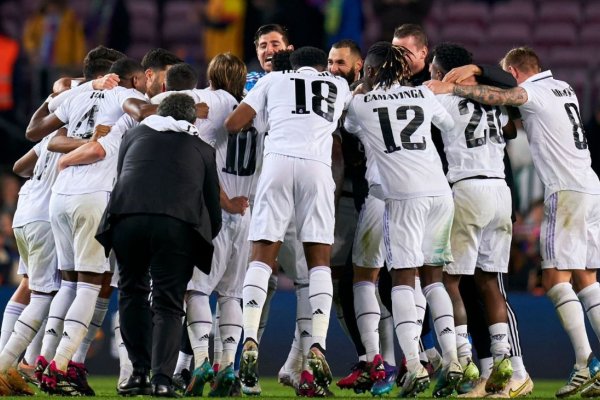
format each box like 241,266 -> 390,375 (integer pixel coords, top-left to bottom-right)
500,47 -> 542,74
207,53 -> 247,102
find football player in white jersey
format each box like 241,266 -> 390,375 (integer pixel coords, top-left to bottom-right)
345,41 -> 462,397
0,134 -> 61,396
426,46 -> 600,398
428,42 -> 520,396
21,58 -> 146,395
225,46 -> 351,396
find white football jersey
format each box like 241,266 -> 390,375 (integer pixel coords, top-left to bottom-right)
436,94 -> 509,183
48,81 -> 94,113
52,86 -> 145,195
346,84 -> 454,200
243,67 -> 351,166
13,133 -> 60,227
54,86 -> 145,139
344,115 -> 382,188
519,70 -> 600,198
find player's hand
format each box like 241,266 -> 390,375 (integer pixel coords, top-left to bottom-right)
442,64 -> 481,84
424,80 -> 454,95
91,125 -> 111,141
224,196 -> 249,215
92,73 -> 120,90
196,102 -> 209,119
353,83 -> 369,95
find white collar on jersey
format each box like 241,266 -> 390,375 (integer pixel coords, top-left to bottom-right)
524,70 -> 553,83
141,115 -> 199,137
296,66 -> 320,74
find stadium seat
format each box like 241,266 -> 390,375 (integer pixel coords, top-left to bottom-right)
127,43 -> 154,61
533,23 -> 578,47
445,2 -> 490,27
538,2 -> 582,25
440,23 -> 484,48
491,1 -> 536,24
583,2 -> 600,23
552,67 -> 591,115
423,20 -> 440,47
162,1 -> 201,47
548,47 -> 598,69
487,22 -> 531,46
580,23 -> 600,46
471,45 -> 505,66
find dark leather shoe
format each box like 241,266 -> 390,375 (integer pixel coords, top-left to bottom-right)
117,373 -> 152,396
152,384 -> 181,397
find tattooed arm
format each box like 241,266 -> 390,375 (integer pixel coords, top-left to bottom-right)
425,80 -> 529,106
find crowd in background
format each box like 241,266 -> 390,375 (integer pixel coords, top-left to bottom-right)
0,0 -> 599,291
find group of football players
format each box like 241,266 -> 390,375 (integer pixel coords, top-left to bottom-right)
0,19 -> 598,400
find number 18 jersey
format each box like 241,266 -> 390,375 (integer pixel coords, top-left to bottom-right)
519,70 -> 600,198
243,67 -> 351,166
345,83 -> 455,200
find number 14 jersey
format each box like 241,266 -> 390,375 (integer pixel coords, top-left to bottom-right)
345,83 -> 455,200
243,67 -> 351,166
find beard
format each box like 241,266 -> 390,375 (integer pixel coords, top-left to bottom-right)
338,66 -> 356,86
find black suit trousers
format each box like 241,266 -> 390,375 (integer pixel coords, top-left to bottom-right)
112,214 -> 197,385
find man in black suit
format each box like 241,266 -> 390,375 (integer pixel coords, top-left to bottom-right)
96,93 -> 221,397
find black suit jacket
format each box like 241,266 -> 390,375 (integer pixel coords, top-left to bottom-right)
96,124 -> 222,272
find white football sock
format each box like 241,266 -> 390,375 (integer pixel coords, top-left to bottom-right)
296,284 -> 312,369
489,322 -> 511,361
391,285 -> 420,372
0,301 -> 26,351
456,324 -> 472,362
186,291 -> 212,367
354,281 -> 380,361
72,296 -> 110,364
174,352 -> 192,375
547,282 -> 592,368
218,296 -> 242,366
377,288 -> 395,366
243,262 -> 272,343
257,272 -> 277,343
511,355 -> 527,380
54,282 -> 101,371
480,356 -> 493,379
414,277 -> 427,327
309,267 -> 333,350
113,311 -> 133,383
41,280 -> 77,360
578,282 -> 600,343
0,294 -> 52,371
25,318 -> 47,365
423,282 -> 458,366
212,303 -> 222,367
284,325 -> 303,372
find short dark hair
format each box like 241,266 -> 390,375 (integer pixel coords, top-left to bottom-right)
108,58 -> 144,80
84,45 -> 126,64
331,39 -> 362,58
431,43 -> 473,75
141,48 -> 183,71
166,63 -> 198,91
272,49 -> 294,71
157,93 -> 196,124
254,24 -> 290,47
289,46 -> 327,70
83,58 -> 113,80
393,24 -> 428,48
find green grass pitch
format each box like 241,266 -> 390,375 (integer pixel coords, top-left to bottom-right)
19,377 -> 566,399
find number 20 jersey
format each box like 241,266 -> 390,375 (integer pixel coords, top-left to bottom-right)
519,70 -> 600,199
436,94 -> 509,183
345,83 -> 455,200
243,67 -> 351,166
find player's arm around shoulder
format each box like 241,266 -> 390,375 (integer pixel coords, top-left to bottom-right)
425,80 -> 528,107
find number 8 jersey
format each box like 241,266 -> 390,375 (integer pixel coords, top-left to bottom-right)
518,70 -> 600,199
345,83 -> 455,200
242,67 -> 351,166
